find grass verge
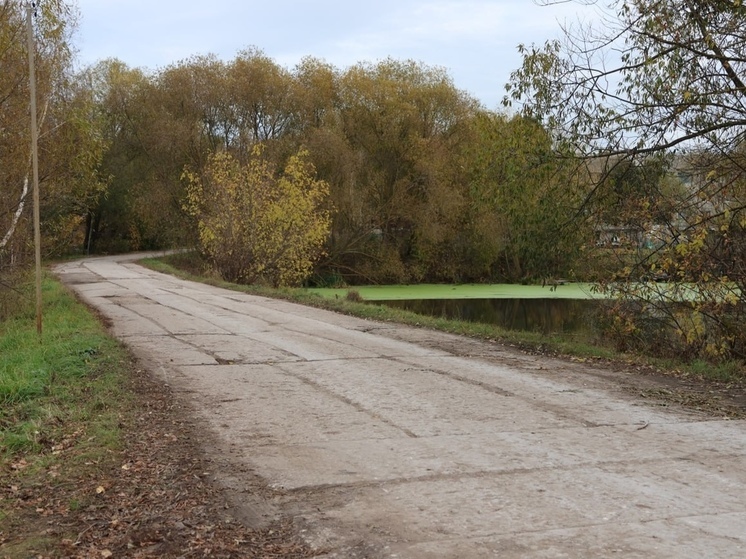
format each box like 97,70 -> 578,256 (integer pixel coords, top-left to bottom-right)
0,275 -> 132,555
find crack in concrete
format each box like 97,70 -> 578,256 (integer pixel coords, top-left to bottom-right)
278,364 -> 420,439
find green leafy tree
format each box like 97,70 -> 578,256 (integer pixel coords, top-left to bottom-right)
506,0 -> 746,359
462,113 -> 589,282
184,146 -> 332,287
592,157 -> 671,227
83,59 -> 153,252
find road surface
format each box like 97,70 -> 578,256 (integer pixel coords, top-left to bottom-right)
54,254 -> 746,558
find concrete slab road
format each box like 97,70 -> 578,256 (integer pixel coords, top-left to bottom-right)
54,254 -> 746,558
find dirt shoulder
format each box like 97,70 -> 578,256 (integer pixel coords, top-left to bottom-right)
367,322 -> 746,420
0,356 -> 320,559
523,350 -> 746,419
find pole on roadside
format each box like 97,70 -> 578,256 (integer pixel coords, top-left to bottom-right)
27,2 -> 42,337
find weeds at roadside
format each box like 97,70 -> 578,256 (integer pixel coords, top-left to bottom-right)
345,289 -> 363,302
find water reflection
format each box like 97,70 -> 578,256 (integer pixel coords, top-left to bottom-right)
375,298 -> 601,334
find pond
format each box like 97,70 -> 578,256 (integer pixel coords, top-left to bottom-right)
307,283 -> 607,334
373,298 -> 602,334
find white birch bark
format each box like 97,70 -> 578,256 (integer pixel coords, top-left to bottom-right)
0,175 -> 30,250
0,100 -> 49,251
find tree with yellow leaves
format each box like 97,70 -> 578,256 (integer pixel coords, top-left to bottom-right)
184,146 -> 332,287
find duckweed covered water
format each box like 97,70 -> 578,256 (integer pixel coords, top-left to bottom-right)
307,284 -> 605,334
308,283 -> 604,301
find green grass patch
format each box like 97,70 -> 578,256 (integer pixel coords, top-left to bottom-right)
686,359 -> 744,383
1,279 -> 110,406
0,276 -> 126,451
1,273 -> 135,554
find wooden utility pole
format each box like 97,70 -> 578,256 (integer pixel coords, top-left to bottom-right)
27,2 -> 42,336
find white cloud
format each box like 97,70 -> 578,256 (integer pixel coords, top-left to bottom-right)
74,0 -> 602,108
405,1 -> 509,40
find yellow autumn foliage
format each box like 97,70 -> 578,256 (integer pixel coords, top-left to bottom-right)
184,145 -> 332,287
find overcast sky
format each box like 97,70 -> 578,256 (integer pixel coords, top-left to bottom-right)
73,1 -> 600,109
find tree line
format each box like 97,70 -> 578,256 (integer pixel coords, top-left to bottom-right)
1,1 -> 104,273
3,0 -> 746,362
0,3 -> 592,286
80,50 -> 592,286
